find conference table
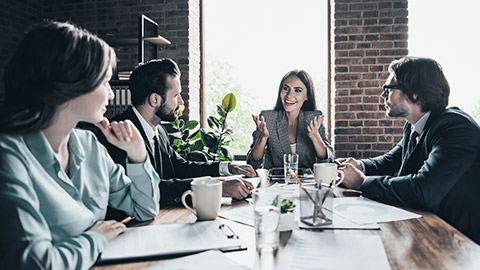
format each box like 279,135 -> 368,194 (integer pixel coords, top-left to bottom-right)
91,187 -> 480,270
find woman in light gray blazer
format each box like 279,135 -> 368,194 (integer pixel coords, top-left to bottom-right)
246,70 -> 334,169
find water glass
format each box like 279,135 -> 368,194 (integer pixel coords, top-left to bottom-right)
300,184 -> 333,226
283,153 -> 299,184
253,189 -> 281,253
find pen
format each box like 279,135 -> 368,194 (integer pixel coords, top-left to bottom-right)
289,169 -> 328,220
219,224 -> 238,239
121,216 -> 133,224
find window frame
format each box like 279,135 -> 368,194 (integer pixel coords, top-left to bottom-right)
199,0 -> 332,160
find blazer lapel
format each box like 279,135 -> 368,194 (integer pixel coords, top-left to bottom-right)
295,111 -> 309,156
275,111 -> 292,155
398,111 -> 438,175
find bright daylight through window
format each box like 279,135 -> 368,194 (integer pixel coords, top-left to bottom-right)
409,0 -> 480,124
203,0 -> 329,156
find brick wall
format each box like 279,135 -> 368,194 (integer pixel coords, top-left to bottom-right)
332,0 -> 409,159
0,0 -> 45,104
0,0 -> 201,121
0,0 -> 410,149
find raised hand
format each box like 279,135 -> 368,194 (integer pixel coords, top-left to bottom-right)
88,220 -> 127,241
95,118 -> 146,163
251,114 -> 269,139
306,115 -> 325,140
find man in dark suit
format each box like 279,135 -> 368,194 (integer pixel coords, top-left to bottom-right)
98,58 -> 255,209
337,56 -> 480,244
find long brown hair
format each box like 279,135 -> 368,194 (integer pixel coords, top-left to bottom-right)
0,20 -> 116,135
273,69 -> 317,111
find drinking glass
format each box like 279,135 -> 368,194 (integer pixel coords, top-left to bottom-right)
253,189 -> 281,253
283,154 -> 299,184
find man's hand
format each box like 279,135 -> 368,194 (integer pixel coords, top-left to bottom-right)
95,118 -> 146,163
339,163 -> 367,190
88,220 -> 127,241
215,175 -> 254,200
228,163 -> 256,178
336,157 -> 362,170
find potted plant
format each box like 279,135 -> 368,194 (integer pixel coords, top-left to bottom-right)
169,93 -> 237,162
274,198 -> 295,232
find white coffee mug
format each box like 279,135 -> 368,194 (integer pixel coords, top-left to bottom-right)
313,163 -> 345,187
181,177 -> 222,220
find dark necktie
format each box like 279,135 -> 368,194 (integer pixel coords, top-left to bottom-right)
408,130 -> 419,155
153,135 -> 162,172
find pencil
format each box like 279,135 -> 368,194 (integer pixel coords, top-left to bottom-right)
289,169 -> 328,219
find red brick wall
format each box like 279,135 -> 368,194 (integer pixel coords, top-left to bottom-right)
332,0 -> 408,159
0,0 -> 201,121
0,0 -> 410,146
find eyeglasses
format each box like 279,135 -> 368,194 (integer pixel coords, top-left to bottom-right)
382,85 -> 402,97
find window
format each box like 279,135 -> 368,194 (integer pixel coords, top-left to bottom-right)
203,0 -> 330,157
409,1 -> 480,123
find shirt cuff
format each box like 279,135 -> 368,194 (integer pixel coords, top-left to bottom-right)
360,161 -> 366,174
84,230 -> 109,254
219,161 -> 231,176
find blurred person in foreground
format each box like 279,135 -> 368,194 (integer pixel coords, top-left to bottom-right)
0,21 -> 160,269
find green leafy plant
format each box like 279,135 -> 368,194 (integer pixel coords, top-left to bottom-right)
169,93 -> 237,162
273,198 -> 296,214
169,105 -> 207,162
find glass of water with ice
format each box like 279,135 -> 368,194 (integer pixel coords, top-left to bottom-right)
253,189 -> 281,253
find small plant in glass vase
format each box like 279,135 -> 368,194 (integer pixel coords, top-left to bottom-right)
273,197 -> 296,232
169,93 -> 237,162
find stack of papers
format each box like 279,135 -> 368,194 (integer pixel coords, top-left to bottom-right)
276,231 -> 391,270
331,197 -> 421,224
97,220 -> 246,264
221,195 -> 421,230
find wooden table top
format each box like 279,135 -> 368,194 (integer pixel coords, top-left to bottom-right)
91,188 -> 480,270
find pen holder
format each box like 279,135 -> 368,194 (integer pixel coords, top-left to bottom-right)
300,184 -> 333,226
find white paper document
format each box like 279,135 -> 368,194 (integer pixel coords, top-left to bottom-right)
333,197 -> 421,225
220,205 -> 254,226
264,183 -> 299,199
139,250 -> 250,270
219,202 -> 380,230
297,210 -> 380,230
276,231 -> 391,270
98,220 -> 246,263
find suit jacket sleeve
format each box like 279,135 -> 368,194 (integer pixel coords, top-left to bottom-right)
360,112 -> 480,209
246,110 -> 269,169
309,111 -> 335,163
156,126 -> 220,205
362,139 -> 404,177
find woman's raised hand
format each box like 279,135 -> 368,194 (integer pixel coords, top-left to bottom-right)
307,115 -> 325,140
95,118 -> 147,163
251,114 -> 269,139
